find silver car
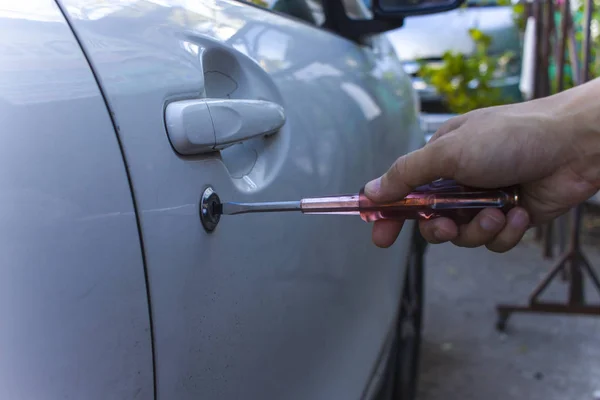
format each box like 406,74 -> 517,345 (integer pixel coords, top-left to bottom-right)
0,0 -> 462,399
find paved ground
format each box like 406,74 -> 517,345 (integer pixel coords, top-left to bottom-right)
416,226 -> 600,400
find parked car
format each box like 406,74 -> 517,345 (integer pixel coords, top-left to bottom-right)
0,0 -> 462,399
384,0 -> 523,112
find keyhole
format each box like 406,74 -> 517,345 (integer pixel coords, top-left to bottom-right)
200,186 -> 221,232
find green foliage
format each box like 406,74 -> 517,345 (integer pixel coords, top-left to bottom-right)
511,0 -> 600,93
417,28 -> 516,114
569,2 -> 600,80
511,2 -> 528,32
546,6 -> 600,92
245,0 -> 269,6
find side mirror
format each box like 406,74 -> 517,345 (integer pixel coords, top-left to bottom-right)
372,0 -> 466,17
322,0 -> 467,43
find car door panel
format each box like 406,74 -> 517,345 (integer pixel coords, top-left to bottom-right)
0,1 -> 153,398
58,1 -> 424,398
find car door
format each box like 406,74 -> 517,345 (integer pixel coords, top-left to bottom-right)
58,0 -> 425,398
0,1 -> 153,398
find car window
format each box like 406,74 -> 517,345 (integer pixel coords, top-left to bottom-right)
239,0 -> 326,26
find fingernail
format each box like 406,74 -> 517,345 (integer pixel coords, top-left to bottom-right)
509,209 -> 529,229
480,214 -> 503,231
365,178 -> 381,195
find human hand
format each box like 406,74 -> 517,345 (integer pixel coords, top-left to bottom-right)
365,95 -> 600,252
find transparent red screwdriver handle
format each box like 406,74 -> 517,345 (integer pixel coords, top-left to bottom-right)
300,179 -> 520,225
357,179 -> 520,224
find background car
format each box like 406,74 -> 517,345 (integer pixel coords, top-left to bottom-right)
0,0 -> 463,399
384,0 -> 523,113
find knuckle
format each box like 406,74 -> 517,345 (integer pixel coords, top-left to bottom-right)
452,222 -> 490,248
419,225 -> 443,244
431,139 -> 462,179
392,156 -> 409,178
435,116 -> 465,137
381,157 -> 405,187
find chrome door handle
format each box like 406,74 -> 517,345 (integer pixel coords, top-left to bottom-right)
165,98 -> 285,155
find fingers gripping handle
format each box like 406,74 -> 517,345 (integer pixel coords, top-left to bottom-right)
356,179 -> 520,224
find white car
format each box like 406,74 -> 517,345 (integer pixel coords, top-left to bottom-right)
0,0 -> 463,399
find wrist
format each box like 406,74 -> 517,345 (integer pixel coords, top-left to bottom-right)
551,80 -> 600,150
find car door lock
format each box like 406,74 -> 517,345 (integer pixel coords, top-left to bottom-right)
200,186 -> 222,232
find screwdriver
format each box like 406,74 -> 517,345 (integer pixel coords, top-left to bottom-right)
214,179 -> 520,225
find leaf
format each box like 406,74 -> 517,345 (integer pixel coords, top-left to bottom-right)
413,18 -> 524,114
245,0 -> 268,6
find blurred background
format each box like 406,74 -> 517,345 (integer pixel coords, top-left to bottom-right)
387,1 -> 600,398
387,0 -> 600,113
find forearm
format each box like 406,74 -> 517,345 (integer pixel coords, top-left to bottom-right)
550,77 -> 600,189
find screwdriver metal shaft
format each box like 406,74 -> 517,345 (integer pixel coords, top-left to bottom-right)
220,201 -> 302,215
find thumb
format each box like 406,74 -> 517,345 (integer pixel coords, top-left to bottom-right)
364,141 -> 458,202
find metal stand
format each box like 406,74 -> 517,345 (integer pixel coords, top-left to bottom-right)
496,205 -> 600,331
543,221 -> 554,259
494,0 -> 600,331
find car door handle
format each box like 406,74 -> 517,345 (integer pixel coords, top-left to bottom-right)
165,98 -> 285,155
